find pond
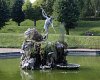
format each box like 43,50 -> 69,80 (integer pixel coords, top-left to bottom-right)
0,56 -> 100,80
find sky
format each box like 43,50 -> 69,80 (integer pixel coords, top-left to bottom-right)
30,0 -> 36,3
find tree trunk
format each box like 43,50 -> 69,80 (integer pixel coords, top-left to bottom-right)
64,23 -> 69,35
18,22 -> 20,26
34,20 -> 36,27
65,28 -> 69,35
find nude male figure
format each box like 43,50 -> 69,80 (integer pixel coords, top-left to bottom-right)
41,7 -> 56,39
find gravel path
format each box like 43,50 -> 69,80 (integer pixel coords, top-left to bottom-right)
0,48 -> 100,58
0,48 -> 21,53
0,48 -> 22,58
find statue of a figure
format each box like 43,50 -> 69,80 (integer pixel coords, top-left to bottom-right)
41,7 -> 56,39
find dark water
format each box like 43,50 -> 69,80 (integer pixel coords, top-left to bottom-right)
0,56 -> 100,80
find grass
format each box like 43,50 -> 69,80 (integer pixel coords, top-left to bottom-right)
65,35 -> 100,49
0,20 -> 100,35
0,20 -> 100,48
0,56 -> 100,80
0,19 -> 60,34
70,21 -> 100,36
0,33 -> 24,48
0,33 -> 99,49
48,34 -> 100,49
0,20 -> 34,33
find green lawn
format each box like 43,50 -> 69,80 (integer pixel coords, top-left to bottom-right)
0,20 -> 59,34
0,33 -> 24,48
0,33 -> 100,49
70,21 -> 100,36
0,20 -> 100,35
0,20 -> 100,48
0,56 -> 100,80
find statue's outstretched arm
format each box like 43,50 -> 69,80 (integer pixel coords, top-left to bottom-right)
41,8 -> 48,18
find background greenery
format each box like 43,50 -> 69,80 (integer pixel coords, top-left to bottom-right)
0,20 -> 100,49
1,0 -> 100,33
0,20 -> 100,35
0,0 -> 100,49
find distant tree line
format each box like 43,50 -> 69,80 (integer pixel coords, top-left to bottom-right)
0,0 -> 10,28
0,0 -> 24,27
0,0 -> 100,34
78,0 -> 100,18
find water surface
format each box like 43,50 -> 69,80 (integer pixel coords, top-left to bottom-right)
0,56 -> 100,80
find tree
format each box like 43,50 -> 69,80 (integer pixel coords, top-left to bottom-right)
82,0 -> 94,17
0,0 -> 10,28
77,0 -> 100,18
77,0 -> 84,17
11,0 -> 25,26
23,0 -> 33,20
32,6 -> 42,26
94,0 -> 100,17
6,0 -> 16,18
33,0 -> 55,15
23,0 -> 42,26
53,0 -> 80,35
41,0 -> 55,15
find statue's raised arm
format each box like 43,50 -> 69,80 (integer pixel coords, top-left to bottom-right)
41,7 -> 56,40
41,8 -> 48,19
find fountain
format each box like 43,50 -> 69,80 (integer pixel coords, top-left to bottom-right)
20,7 -> 80,70
20,27 -> 80,70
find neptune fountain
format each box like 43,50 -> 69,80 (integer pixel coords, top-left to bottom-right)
20,27 -> 80,70
20,8 -> 80,70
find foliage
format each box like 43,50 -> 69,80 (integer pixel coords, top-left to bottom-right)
41,0 -> 55,15
0,0 -> 10,28
53,0 -> 80,35
82,0 -> 94,17
5,0 -> 16,18
33,0 -> 55,15
33,0 -> 100,20
11,0 -> 25,26
0,20 -> 100,36
30,5 -> 42,26
23,0 -> 34,20
78,0 -> 100,18
33,0 -> 43,6
23,0 -> 42,26
43,42 -> 55,54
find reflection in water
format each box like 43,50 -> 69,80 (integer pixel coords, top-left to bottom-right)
20,69 -> 79,80
20,70 -> 34,80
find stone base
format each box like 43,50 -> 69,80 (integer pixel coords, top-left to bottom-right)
56,63 -> 80,70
